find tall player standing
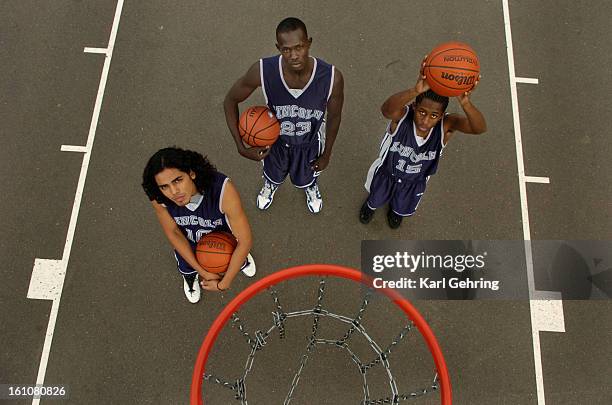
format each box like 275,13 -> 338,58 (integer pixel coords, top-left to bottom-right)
224,17 -> 344,213
142,147 -> 256,303
360,62 -> 487,228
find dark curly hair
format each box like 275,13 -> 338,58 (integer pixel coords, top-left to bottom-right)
415,89 -> 449,112
142,147 -> 217,206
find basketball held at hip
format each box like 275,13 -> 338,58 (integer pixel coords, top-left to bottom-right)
239,106 -> 280,147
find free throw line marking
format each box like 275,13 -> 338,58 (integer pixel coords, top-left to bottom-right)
30,2 -> 125,405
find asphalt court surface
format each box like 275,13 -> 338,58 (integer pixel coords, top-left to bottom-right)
1,1 -> 611,404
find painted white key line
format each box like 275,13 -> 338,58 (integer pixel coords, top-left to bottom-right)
502,1 -> 564,404
28,2 -> 125,404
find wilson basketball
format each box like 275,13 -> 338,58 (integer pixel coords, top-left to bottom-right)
239,106 -> 280,147
424,42 -> 480,97
196,231 -> 237,274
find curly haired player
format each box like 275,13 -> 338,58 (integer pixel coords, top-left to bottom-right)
142,147 -> 255,303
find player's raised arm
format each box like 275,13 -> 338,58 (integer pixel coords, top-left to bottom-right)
443,79 -> 487,143
151,201 -> 219,281
381,58 -> 430,123
310,68 -> 344,172
224,61 -> 271,161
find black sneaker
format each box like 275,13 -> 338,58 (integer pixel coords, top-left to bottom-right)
387,209 -> 403,229
359,201 -> 375,224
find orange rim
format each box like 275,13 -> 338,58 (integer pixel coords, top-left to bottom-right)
190,264 -> 451,405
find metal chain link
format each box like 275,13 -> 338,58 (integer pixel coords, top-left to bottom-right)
202,277 -> 440,404
284,340 -> 315,404
336,289 -> 373,346
231,313 -> 255,348
284,278 -> 327,404
311,278 -> 326,337
363,377 -> 439,404
203,373 -> 236,390
269,286 -> 287,339
203,374 -> 246,402
361,323 -> 413,372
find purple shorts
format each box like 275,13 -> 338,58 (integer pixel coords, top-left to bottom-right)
366,170 -> 427,216
263,140 -> 322,188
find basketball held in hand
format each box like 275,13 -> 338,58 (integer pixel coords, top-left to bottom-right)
424,42 -> 480,97
239,106 -> 280,147
196,231 -> 237,274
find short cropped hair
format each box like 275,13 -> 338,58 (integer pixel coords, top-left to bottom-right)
416,90 -> 449,112
142,147 -> 216,206
276,17 -> 308,38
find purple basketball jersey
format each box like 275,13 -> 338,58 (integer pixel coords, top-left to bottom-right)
371,105 -> 445,184
165,172 -> 231,248
260,55 -> 334,146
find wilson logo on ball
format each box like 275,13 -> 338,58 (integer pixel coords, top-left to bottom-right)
440,72 -> 477,86
203,241 -> 227,250
196,231 -> 237,274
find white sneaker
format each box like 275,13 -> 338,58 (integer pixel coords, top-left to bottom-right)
305,182 -> 323,213
183,274 -> 201,304
240,253 -> 256,277
256,179 -> 279,210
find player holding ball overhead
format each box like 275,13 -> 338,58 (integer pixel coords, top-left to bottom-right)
359,51 -> 487,229
224,17 -> 344,214
142,147 -> 256,304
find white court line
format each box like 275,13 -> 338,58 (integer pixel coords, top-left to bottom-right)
516,77 -> 539,84
60,145 -> 87,153
502,1 -> 563,405
83,47 -> 108,55
30,2 -> 124,404
525,176 -> 550,184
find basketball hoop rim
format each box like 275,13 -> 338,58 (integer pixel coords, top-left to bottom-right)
190,264 -> 452,405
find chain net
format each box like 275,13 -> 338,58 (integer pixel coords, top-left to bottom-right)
202,277 -> 440,404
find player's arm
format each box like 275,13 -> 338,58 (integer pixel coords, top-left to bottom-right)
381,58 -> 429,124
203,181 -> 253,292
151,201 -> 220,281
311,68 -> 344,171
443,82 -> 487,143
223,61 -> 271,161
